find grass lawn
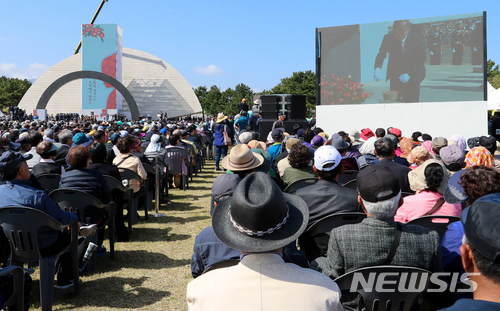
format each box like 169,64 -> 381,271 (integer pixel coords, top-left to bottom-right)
29,159 -> 221,310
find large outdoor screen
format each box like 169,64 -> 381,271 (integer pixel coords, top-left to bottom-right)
316,12 -> 486,105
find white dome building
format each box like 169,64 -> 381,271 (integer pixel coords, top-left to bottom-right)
18,48 -> 202,119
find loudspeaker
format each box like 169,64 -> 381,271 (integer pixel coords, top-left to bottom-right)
287,95 -> 307,120
260,95 -> 280,119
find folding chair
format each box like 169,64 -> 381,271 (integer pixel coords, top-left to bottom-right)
283,177 -> 319,194
407,215 -> 460,239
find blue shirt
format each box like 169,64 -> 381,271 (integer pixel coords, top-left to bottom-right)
0,179 -> 79,248
267,143 -> 282,162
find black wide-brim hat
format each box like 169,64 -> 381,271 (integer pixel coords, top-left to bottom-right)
213,171 -> 309,253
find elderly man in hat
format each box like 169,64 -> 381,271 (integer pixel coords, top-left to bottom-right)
441,193 -> 500,310
0,151 -> 96,289
313,165 -> 441,310
267,128 -> 285,162
187,172 -> 342,310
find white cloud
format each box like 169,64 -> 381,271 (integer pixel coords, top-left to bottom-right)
192,64 -> 224,76
252,88 -> 263,93
0,63 -> 50,80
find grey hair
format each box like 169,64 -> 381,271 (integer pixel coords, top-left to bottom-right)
58,130 -> 73,145
362,191 -> 402,220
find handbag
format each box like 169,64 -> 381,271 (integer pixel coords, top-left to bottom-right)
223,125 -> 232,146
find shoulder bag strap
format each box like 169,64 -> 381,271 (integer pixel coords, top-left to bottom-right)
424,198 -> 445,216
116,154 -> 132,167
384,223 -> 402,265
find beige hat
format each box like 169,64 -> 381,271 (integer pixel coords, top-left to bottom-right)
221,144 -> 264,171
248,140 -> 266,150
409,159 -> 450,194
216,113 -> 228,123
285,138 -> 299,149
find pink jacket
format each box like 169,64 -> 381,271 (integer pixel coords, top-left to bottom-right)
394,191 -> 462,223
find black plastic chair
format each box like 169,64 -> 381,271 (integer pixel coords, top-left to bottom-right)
165,147 -> 189,191
342,179 -> 358,191
0,265 -> 25,311
35,173 -> 61,194
338,170 -> 359,185
202,259 -> 240,275
50,189 -> 116,267
299,212 -> 367,262
104,175 -> 134,234
0,206 -> 80,311
333,265 -> 432,311
283,177 -> 319,194
407,215 -> 460,239
118,167 -> 149,221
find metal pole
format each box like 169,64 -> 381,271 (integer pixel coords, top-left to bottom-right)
74,0 -> 109,55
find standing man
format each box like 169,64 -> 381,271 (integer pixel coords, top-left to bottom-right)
451,21 -> 466,65
427,24 -> 442,65
374,20 -> 426,103
470,20 -> 483,66
237,98 -> 249,112
272,113 -> 285,131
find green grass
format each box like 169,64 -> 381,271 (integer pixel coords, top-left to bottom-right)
29,159 -> 222,310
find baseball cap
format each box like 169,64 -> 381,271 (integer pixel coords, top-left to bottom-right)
271,128 -> 284,139
360,128 -> 374,140
314,146 -> 341,171
432,137 -> 448,150
461,193 -> 500,262
0,151 -> 32,173
285,138 -> 299,149
238,131 -> 253,144
440,145 -> 465,166
357,165 -> 401,202
110,133 -> 120,143
72,132 -> 92,147
443,169 -> 468,204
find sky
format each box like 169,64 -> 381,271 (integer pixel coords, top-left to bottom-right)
1,0 -> 499,93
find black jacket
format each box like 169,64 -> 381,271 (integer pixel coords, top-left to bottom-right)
31,162 -> 63,177
60,168 -> 111,203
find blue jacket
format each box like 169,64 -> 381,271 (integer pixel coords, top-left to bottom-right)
234,115 -> 249,130
213,123 -> 231,147
0,179 -> 79,248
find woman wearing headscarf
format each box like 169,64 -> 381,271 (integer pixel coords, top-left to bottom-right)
399,137 -> 414,159
465,146 -> 493,168
144,134 -> 169,167
394,159 -> 462,223
448,134 -> 466,151
357,137 -> 377,169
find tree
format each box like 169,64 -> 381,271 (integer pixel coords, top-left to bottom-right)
193,86 -> 208,112
270,70 -> 316,117
487,59 -> 500,89
204,85 -> 224,115
0,76 -> 31,112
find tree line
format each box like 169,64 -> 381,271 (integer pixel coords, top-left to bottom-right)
0,76 -> 32,113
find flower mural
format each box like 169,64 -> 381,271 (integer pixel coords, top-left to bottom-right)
320,74 -> 371,105
82,24 -> 105,42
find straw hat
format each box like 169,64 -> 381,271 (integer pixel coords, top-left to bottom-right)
221,144 -> 264,171
216,113 -> 228,123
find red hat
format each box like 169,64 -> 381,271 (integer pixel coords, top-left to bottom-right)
360,128 -> 374,140
390,128 -> 402,137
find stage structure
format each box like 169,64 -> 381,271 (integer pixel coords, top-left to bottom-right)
19,23 -> 201,120
315,12 -> 487,139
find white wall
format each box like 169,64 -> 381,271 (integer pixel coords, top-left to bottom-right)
316,101 -> 487,140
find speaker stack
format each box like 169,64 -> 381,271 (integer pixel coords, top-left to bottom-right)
258,95 -> 308,141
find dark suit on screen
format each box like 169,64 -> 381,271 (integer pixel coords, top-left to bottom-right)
427,32 -> 442,65
375,31 -> 426,103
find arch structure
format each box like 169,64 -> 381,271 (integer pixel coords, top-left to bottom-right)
35,70 -> 140,120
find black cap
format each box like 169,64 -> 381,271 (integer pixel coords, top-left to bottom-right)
357,165 -> 400,202
271,128 -> 284,139
462,193 -> 500,262
0,151 -> 33,173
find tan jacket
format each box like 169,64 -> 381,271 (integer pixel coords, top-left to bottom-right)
113,153 -> 147,193
187,253 -> 342,311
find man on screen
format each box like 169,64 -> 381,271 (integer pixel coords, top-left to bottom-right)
374,20 -> 426,103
